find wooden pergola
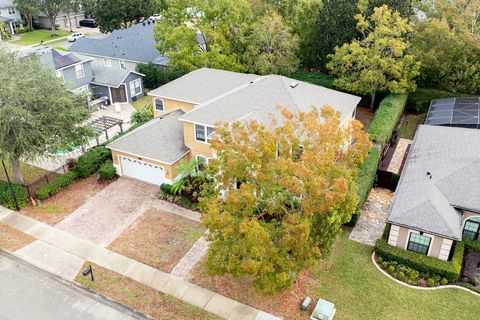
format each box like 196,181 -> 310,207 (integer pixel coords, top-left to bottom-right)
89,116 -> 124,145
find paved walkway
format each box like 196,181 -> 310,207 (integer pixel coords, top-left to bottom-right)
0,208 -> 280,320
349,188 -> 394,246
171,235 -> 209,278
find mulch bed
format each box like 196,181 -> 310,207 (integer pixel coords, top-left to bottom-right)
0,224 -> 36,251
108,209 -> 205,272
21,174 -> 113,225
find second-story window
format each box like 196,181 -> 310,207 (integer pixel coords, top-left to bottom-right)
75,64 -> 84,78
120,60 -> 126,69
195,124 -> 214,143
56,70 -> 64,84
103,58 -> 112,67
8,7 -> 15,15
155,98 -> 164,111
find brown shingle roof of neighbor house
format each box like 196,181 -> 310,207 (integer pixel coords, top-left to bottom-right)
107,110 -> 190,164
387,125 -> 480,240
179,74 -> 360,126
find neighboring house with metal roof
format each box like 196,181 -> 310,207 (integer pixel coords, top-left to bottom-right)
69,22 -> 168,71
386,125 -> 480,261
107,68 -> 360,186
22,47 -> 144,103
0,0 -> 21,39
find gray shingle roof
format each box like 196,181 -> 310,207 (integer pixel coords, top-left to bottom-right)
179,74 -> 360,126
69,22 -> 168,65
107,110 -> 189,164
91,66 -> 138,87
387,125 -> 480,240
148,68 -> 259,104
18,47 -> 91,71
52,49 -> 81,69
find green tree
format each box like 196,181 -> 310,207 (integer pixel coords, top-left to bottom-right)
155,0 -> 252,72
14,0 -> 39,31
201,107 -> 371,294
37,0 -> 67,30
327,5 -> 420,110
411,0 -> 480,92
93,0 -> 154,32
0,49 -> 92,184
243,12 -> 299,75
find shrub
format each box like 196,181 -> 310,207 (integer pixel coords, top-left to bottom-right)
36,171 -> 78,200
381,261 -> 388,269
131,107 -> 153,126
388,265 -> 395,274
464,238 -> 480,253
398,271 -> 405,280
451,241 -> 465,275
136,63 -> 186,89
75,146 -> 112,178
407,88 -> 472,114
426,278 -> 435,287
160,183 -> 173,195
375,239 -> 461,282
349,147 -> 381,225
368,94 -> 408,145
440,278 -> 448,286
0,182 -> 28,209
378,256 -> 383,264
99,160 -> 116,180
288,71 -> 336,89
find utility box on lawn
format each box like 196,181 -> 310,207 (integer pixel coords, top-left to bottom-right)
310,299 -> 336,320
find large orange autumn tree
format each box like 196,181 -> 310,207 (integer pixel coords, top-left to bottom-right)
200,106 -> 371,294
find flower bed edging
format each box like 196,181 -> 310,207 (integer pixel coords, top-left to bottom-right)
371,251 -> 480,297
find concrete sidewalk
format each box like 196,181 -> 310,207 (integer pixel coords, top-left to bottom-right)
0,208 -> 281,320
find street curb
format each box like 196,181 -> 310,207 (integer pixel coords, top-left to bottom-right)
371,251 -> 480,297
0,249 -> 154,319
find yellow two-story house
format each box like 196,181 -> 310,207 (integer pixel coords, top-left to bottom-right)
107,68 -> 360,185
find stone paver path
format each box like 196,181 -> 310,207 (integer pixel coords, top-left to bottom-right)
0,208 -> 281,320
349,188 -> 394,246
171,235 -> 209,278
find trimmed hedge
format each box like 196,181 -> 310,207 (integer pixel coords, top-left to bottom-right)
0,181 -> 28,209
288,71 -> 336,89
407,88 -> 472,114
136,63 -> 186,89
464,238 -> 480,253
368,94 -> 408,145
37,171 -> 78,200
75,146 -> 112,178
350,147 -> 381,225
375,239 -> 462,282
99,160 -> 117,180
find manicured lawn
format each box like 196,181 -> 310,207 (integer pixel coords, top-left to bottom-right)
399,113 -> 426,140
131,95 -> 152,111
190,231 -> 480,320
75,262 -> 221,320
11,30 -> 71,46
108,209 -> 205,272
0,160 -> 48,184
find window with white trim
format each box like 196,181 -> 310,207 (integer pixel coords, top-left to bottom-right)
154,98 -> 164,111
407,232 -> 431,255
120,60 -> 126,69
195,124 -> 214,143
129,79 -> 141,97
56,70 -> 64,84
196,155 -> 208,171
103,58 -> 112,67
7,7 -> 15,15
75,63 -> 84,78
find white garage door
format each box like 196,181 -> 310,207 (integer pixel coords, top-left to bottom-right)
120,157 -> 166,185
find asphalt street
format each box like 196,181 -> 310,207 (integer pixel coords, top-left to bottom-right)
0,250 -> 148,320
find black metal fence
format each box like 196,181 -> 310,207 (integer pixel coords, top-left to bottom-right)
22,164 -> 70,198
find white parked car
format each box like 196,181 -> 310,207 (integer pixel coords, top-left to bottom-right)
68,33 -> 85,42
148,14 -> 162,21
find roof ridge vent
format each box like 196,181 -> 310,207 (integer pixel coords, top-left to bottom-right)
289,81 -> 299,88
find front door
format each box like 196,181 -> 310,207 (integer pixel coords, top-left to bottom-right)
111,85 -> 127,103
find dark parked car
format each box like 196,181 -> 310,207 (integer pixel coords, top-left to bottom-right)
79,19 -> 97,28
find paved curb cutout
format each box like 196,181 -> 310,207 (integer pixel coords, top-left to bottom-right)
371,251 -> 480,297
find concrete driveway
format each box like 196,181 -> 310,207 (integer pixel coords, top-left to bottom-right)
0,251 -> 147,320
56,178 -> 159,247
